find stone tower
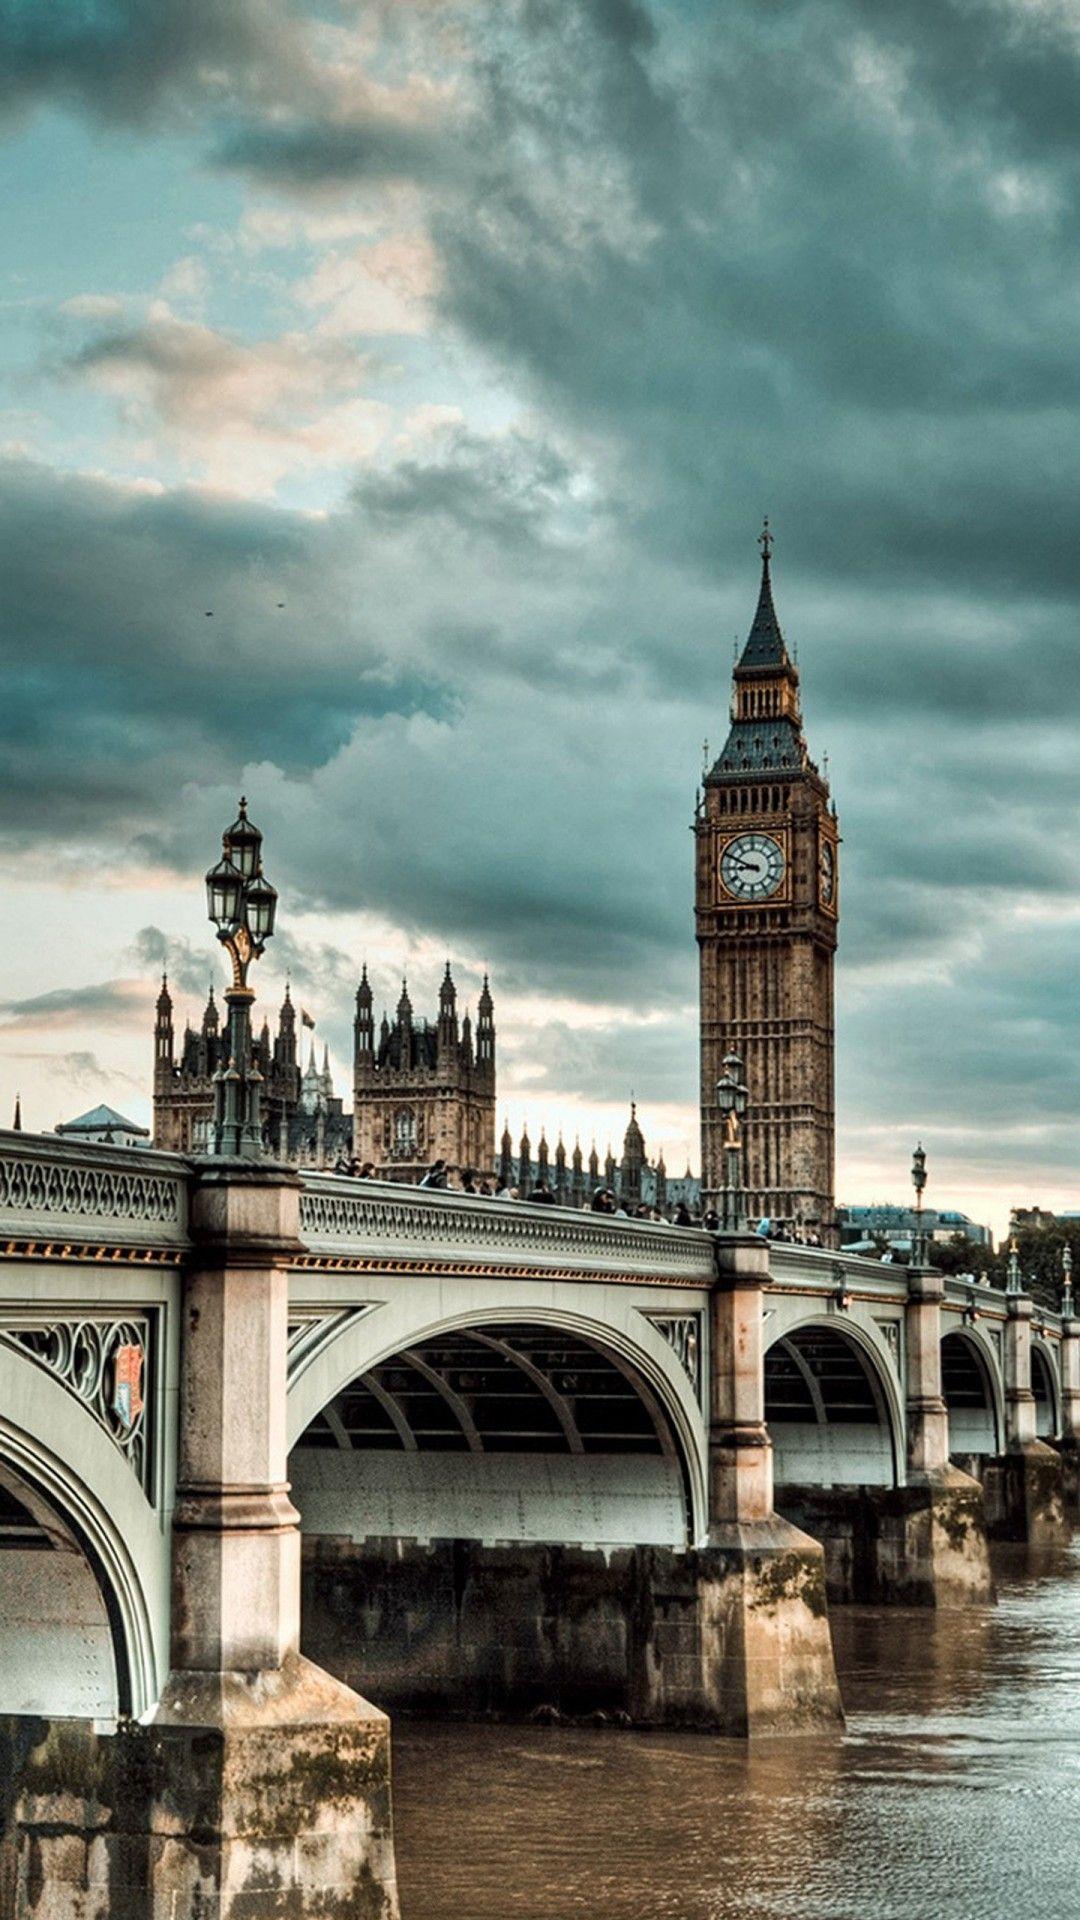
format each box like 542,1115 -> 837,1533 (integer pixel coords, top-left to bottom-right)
352,964 -> 496,1179
695,523 -> 839,1235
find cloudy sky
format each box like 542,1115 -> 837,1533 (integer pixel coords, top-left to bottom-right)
1,0 -> 1079,1232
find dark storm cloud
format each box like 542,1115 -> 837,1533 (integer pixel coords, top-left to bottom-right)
399,0 -> 1080,613
0,981 -> 139,1027
0,0 -> 294,125
0,453 -> 448,844
215,116 -> 452,189
352,427 -> 587,546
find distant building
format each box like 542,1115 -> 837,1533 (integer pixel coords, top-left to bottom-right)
55,1104 -> 150,1150
353,966 -> 496,1182
153,975 -> 351,1165
153,963 -> 495,1179
1009,1206 -> 1061,1234
838,1203 -> 992,1250
498,1103 -> 701,1215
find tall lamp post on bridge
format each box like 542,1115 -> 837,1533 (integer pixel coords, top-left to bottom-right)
204,797 -> 278,1157
716,1049 -> 749,1231
1063,1244 -> 1074,1320
911,1140 -> 928,1268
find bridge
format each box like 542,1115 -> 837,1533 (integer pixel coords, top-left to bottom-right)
0,1130 -> 1074,1917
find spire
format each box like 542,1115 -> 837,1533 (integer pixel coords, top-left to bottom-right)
202,983 -> 218,1033
12,1093 -> 21,1132
156,972 -> 172,1014
440,960 -> 456,1007
356,964 -> 373,1008
397,977 -> 412,1024
476,969 -> 495,1070
708,522 -> 805,782
735,518 -> 790,674
280,981 -> 295,1025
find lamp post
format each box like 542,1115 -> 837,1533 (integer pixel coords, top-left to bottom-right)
204,797 -> 278,1158
1063,1245 -> 1074,1320
1006,1236 -> 1022,1295
911,1141 -> 927,1269
716,1049 -> 749,1231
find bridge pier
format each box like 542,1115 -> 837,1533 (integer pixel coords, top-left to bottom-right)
899,1267 -> 994,1605
983,1290 -> 1068,1545
690,1236 -> 842,1734
3,1162 -> 399,1920
1054,1312 -> 1080,1517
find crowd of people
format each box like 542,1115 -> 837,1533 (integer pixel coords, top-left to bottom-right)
330,1152 -> 824,1240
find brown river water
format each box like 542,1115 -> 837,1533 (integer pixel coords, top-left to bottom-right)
393,1545 -> 1080,1920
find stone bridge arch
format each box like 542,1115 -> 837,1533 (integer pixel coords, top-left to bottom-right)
0,1342 -> 166,1718
763,1311 -> 904,1489
286,1292 -> 707,1549
940,1324 -> 1004,1462
1032,1337 -> 1060,1439
285,1287 -> 708,1716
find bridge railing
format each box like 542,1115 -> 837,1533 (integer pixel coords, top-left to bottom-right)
297,1172 -> 716,1284
766,1243 -> 1064,1332
0,1128 -> 189,1253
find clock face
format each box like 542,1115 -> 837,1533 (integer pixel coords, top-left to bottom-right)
719,832 -> 785,902
819,839 -> 836,907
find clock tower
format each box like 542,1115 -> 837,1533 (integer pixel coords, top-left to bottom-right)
695,524 -> 839,1237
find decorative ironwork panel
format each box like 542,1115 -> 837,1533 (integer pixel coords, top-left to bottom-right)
0,1312 -> 154,1495
643,1312 -> 702,1400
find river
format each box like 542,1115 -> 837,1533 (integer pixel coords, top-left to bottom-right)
394,1544 -> 1080,1920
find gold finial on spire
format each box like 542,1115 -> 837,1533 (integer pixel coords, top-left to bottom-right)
758,516 -> 773,563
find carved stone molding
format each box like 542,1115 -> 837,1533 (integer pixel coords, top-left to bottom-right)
287,1306 -> 376,1387
874,1316 -> 903,1378
0,1145 -> 186,1246
299,1177 -> 714,1284
642,1311 -> 702,1400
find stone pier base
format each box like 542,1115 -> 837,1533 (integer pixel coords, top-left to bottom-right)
775,1468 -> 994,1607
634,1524 -> 843,1734
302,1527 -> 842,1736
982,1441 -> 1070,1546
1053,1438 -> 1080,1521
0,1656 -> 398,1920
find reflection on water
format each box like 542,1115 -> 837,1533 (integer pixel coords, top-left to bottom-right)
394,1545 -> 1080,1920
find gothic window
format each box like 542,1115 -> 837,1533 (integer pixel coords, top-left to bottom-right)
393,1107 -> 417,1158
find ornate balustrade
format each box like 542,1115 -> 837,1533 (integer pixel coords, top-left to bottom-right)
0,1129 -> 188,1256
297,1172 -> 716,1285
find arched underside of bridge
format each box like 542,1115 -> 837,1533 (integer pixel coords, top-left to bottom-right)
1033,1343 -> 1057,1440
290,1318 -> 698,1716
942,1330 -> 1001,1459
764,1325 -> 898,1488
290,1320 -> 688,1549
0,1459 -> 122,1719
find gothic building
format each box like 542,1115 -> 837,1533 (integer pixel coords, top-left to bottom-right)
352,965 -> 496,1180
152,977 -> 352,1164
695,525 -> 839,1236
495,1103 -> 696,1214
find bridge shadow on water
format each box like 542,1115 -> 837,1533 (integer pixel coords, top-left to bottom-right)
394,1540 -> 1080,1920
